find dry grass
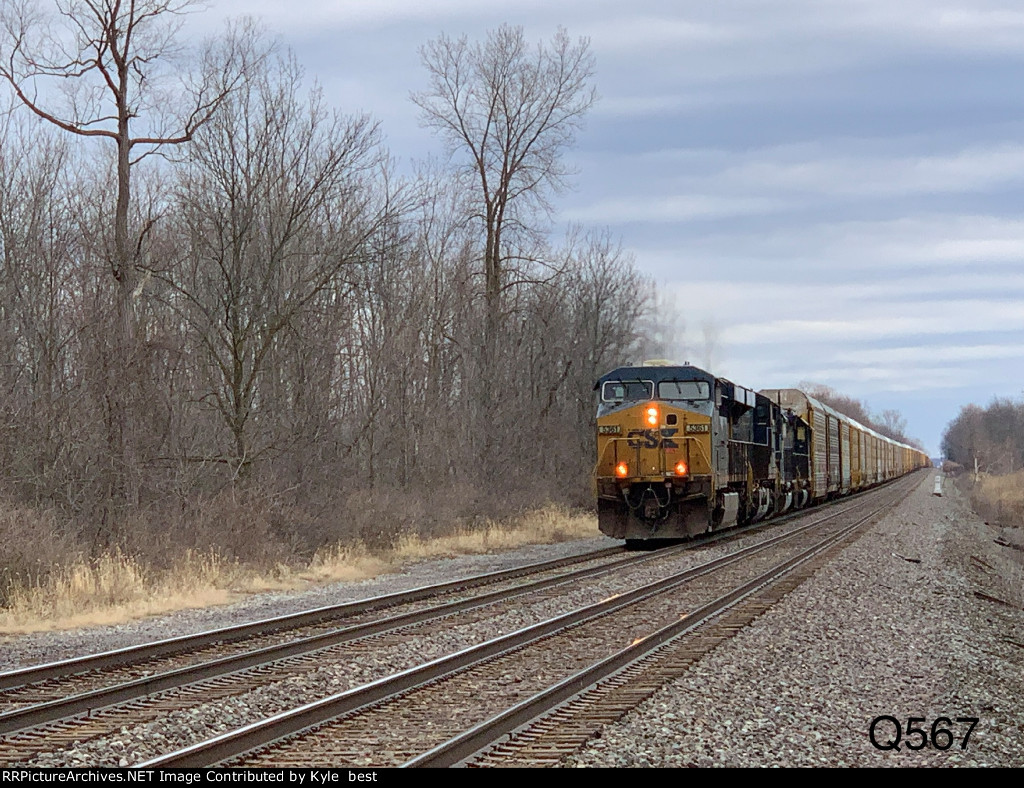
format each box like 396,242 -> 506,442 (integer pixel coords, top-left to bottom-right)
303,499 -> 598,581
302,545 -> 395,584
391,504 -> 596,561
305,504 -> 596,582
971,470 -> 1024,527
0,550 -> 251,633
0,505 -> 598,634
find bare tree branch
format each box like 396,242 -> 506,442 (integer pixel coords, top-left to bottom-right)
0,0 -> 267,507
412,24 -> 596,469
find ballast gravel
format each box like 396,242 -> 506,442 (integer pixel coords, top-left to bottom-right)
0,539 -> 618,672
565,472 -> 1024,767
2,471 -> 1022,767
11,514 -> 848,767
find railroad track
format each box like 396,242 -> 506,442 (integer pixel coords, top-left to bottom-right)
427,476 -> 922,767
0,543 -> 628,696
0,538 -> 689,764
131,476 -> 918,768
0,475 -> 918,766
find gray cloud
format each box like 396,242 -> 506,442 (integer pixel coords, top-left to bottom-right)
186,0 -> 1024,453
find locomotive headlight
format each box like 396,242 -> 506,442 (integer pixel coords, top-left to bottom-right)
675,461 -> 688,476
615,461 -> 629,478
645,405 -> 659,427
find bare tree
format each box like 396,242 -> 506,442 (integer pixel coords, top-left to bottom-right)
0,111 -> 75,500
168,52 -> 385,476
875,408 -> 911,444
412,25 -> 596,466
943,397 -> 1024,475
525,228 -> 650,492
0,0 -> 261,504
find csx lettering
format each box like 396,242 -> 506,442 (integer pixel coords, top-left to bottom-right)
627,428 -> 679,449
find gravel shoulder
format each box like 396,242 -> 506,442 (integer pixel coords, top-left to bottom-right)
566,470 -> 1024,767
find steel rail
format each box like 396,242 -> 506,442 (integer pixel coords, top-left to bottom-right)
404,483 -> 910,767
0,489 -> 886,736
1,473 -> 915,694
0,541 -> 690,734
0,545 -> 626,692
137,494 -> 886,768
0,476 -> 896,700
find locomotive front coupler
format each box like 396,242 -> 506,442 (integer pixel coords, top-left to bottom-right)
623,483 -> 672,522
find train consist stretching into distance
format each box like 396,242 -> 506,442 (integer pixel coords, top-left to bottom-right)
594,361 -> 930,544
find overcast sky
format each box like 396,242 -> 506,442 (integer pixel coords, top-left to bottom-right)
188,0 -> 1024,455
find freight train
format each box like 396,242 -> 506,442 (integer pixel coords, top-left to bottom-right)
594,361 -> 929,543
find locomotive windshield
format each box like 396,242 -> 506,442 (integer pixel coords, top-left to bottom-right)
657,380 -> 710,400
601,380 -> 653,402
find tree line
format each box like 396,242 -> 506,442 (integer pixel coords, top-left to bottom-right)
942,398 -> 1024,476
0,3 -> 662,561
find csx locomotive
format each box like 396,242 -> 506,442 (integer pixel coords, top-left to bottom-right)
594,361 -> 929,543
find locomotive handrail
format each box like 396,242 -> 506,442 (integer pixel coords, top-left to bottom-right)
593,437 -> 639,479
593,434 -> 711,478
679,435 -> 711,471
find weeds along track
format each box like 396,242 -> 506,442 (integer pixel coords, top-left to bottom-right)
0,478 -> 915,766
0,544 -> 629,693
135,478 -> 917,768
0,547 -> 641,754
1,536 -> 746,764
0,544 -> 638,705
